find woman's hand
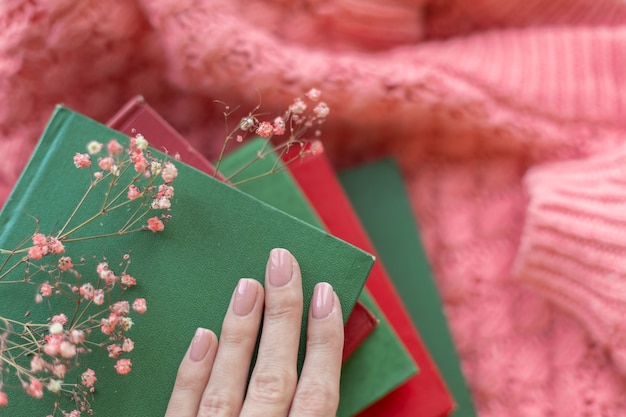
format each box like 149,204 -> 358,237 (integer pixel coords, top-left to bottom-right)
165,248 -> 344,417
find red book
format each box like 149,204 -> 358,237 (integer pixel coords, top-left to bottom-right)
286,154 -> 455,417
106,96 -> 377,361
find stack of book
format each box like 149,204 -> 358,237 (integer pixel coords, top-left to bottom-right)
0,97 -> 478,416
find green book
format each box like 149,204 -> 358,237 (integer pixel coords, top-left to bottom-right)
220,141 -> 417,417
0,108 -> 374,416
340,159 -> 477,417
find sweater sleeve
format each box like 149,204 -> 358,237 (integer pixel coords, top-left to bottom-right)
513,144 -> 626,374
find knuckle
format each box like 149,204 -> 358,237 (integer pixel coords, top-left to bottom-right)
248,368 -> 296,404
219,322 -> 254,347
307,326 -> 343,352
265,296 -> 300,323
172,367 -> 204,393
198,391 -> 237,417
292,383 -> 339,417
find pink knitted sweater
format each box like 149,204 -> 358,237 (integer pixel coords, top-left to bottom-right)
2,1 -> 626,415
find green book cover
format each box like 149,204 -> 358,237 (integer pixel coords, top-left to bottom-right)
220,141 -> 417,417
340,159 -> 477,417
0,107 -> 374,416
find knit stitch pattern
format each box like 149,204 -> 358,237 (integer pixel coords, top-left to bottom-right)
1,1 -> 626,416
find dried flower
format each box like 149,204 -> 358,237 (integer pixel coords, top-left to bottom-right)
73,153 -> 92,169
87,141 -> 103,155
114,359 -> 132,375
147,217 -> 165,232
81,369 -> 97,388
132,298 -> 147,314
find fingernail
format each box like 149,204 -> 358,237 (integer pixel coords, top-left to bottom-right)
268,248 -> 293,287
189,328 -> 212,362
233,278 -> 258,316
312,282 -> 334,319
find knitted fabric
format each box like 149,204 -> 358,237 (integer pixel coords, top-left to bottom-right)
1,1 -> 626,416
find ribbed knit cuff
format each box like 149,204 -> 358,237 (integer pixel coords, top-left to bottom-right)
513,144 -> 626,374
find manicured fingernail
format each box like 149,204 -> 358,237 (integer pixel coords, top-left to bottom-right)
190,328 -> 212,362
312,282 -> 334,319
268,248 -> 293,287
233,278 -> 258,316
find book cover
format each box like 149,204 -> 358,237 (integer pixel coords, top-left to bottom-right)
219,140 -> 418,417
105,96 -> 378,362
287,154 -> 454,417
340,159 -> 477,417
0,107 -> 374,416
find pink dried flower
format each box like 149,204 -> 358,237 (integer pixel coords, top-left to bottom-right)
28,245 -> 45,260
58,256 -> 73,271
107,344 -> 123,359
66,410 -> 81,417
48,237 -> 64,254
52,363 -> 67,379
59,341 -> 77,358
256,121 -> 273,138
305,88 -> 321,101
151,197 -> 171,210
96,262 -> 108,274
127,185 -> 141,200
43,334 -> 62,356
313,102 -> 330,118
273,117 -> 286,135
147,217 -> 164,233
310,140 -> 324,156
70,329 -> 85,344
79,283 -> 94,300
81,369 -> 97,388
51,314 -> 68,326
161,161 -> 178,183
30,355 -> 46,373
100,314 -> 118,335
24,378 -> 44,399
111,301 -> 130,316
98,156 -> 114,172
73,153 -> 92,169
32,233 -> 47,247
40,282 -> 53,297
0,391 -> 7,407
122,338 -> 134,352
93,171 -> 103,180
114,359 -> 132,375
132,298 -> 147,314
93,289 -> 105,305
107,139 -> 123,155
289,98 -> 307,114
157,184 -> 174,199
121,273 -> 136,287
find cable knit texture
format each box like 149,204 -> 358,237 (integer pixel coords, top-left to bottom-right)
1,1 -> 626,416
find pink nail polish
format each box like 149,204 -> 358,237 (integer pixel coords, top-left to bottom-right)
312,282 -> 334,319
233,278 -> 258,316
268,248 -> 293,287
189,328 -> 212,362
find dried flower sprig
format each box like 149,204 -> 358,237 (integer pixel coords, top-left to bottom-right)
213,88 -> 328,185
0,135 -> 177,415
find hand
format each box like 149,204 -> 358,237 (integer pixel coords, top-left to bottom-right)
165,248 -> 344,417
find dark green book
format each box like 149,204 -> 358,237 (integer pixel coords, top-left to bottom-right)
220,141 -> 417,417
0,108 -> 374,416
340,159 -> 477,417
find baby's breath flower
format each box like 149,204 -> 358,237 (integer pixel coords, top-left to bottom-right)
147,216 -> 165,232
313,102 -> 330,118
114,359 -> 132,375
87,141 -> 103,155
305,88 -> 321,101
134,134 -> 148,151
289,98 -> 307,114
47,379 -> 62,393
73,153 -> 91,169
48,322 -> 63,335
